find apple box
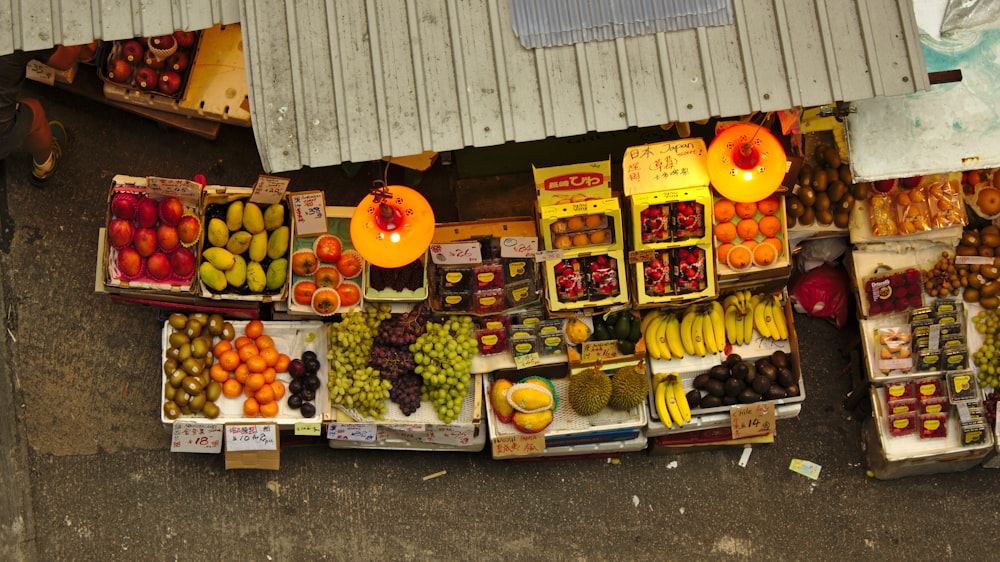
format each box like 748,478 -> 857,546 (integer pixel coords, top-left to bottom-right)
98,31 -> 201,100
103,174 -> 205,296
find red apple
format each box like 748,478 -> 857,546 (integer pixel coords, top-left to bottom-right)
902,176 -> 923,189
158,196 -> 184,226
136,197 -> 159,228
169,248 -> 195,278
176,214 -> 201,245
142,50 -> 165,70
157,224 -> 180,252
107,58 -> 132,83
150,35 -> 175,50
166,51 -> 189,73
110,193 -> 137,219
133,228 -> 158,258
116,247 -> 143,278
107,218 -> 135,248
158,71 -> 182,96
122,40 -> 144,62
135,66 -> 159,90
173,30 -> 196,49
147,252 -> 171,280
874,179 -> 896,193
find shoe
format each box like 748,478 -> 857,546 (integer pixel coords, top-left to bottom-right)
30,121 -> 67,187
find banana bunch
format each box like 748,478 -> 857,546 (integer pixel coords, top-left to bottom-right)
640,310 -> 683,361
641,303 -> 726,360
722,289 -> 756,346
652,373 -> 691,428
752,293 -> 789,341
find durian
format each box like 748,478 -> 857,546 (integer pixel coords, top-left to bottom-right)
568,361 -> 612,416
608,360 -> 649,411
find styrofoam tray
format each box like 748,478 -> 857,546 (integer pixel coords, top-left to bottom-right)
160,320 -> 328,426
329,373 -> 482,427
328,415 -> 487,452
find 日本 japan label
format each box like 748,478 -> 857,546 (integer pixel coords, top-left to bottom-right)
171,423 -> 223,453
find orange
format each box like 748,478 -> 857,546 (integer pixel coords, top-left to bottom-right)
259,347 -> 280,367
238,344 -> 260,362
244,384 -> 255,398
585,214 -> 603,228
336,283 -> 361,307
246,355 -> 268,374
246,373 -> 266,392
209,363 -> 230,384
741,239 -> 759,251
233,336 -> 253,350
735,201 -> 758,219
726,245 -> 752,269
736,218 -> 759,240
270,381 -> 286,400
218,350 -> 241,371
714,222 -> 737,244
255,384 -> 275,405
762,237 -> 783,254
758,215 -> 781,238
571,233 -> 589,246
589,230 -> 608,244
234,363 -> 250,384
222,378 -> 242,399
716,243 -> 735,264
255,334 -> 275,350
274,353 -> 291,373
566,216 -> 585,231
753,242 -> 778,266
757,196 -> 780,216
714,199 -> 736,222
243,397 -> 260,417
245,319 -> 264,339
263,367 -> 277,384
553,235 -> 572,249
550,220 -> 567,233
213,340 -> 233,357
259,401 -> 279,418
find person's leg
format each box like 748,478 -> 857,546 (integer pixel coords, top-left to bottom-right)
18,98 -> 52,164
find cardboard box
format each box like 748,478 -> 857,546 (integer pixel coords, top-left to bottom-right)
714,195 -> 792,281
99,31 -> 201,100
285,206 -> 366,316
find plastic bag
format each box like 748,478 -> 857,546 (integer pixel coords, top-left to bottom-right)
796,237 -> 849,273
941,0 -> 1000,34
787,263 -> 853,329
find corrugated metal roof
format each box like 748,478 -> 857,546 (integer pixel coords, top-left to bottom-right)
242,0 -> 929,173
0,0 -> 240,54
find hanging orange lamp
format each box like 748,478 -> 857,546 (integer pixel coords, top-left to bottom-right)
706,122 -> 788,203
349,183 -> 435,268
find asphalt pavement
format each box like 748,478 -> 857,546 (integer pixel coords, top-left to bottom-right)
2,79 -> 1000,562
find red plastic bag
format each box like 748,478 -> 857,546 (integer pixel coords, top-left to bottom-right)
788,263 -> 852,329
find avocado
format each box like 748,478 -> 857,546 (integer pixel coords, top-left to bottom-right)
593,324 -> 612,342
614,314 -> 632,340
709,364 -> 731,381
700,395 -> 722,409
738,388 -> 762,404
704,379 -> 725,398
686,390 -> 702,408
628,315 -> 642,342
692,373 -> 711,390
724,377 -> 745,398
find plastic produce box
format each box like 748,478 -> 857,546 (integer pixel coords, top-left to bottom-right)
104,174 -> 204,295
286,206 -> 365,316
160,320 -> 328,428
364,252 -> 428,303
327,372 -> 483,428
538,196 -> 624,254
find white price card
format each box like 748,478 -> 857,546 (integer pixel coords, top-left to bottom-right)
250,174 -> 290,205
429,242 -> 483,265
225,423 -> 278,451
171,423 -> 223,453
146,176 -> 202,201
500,237 -> 538,258
533,249 -> 563,262
25,60 -> 55,85
327,423 -> 377,442
289,191 -> 328,237
425,425 -> 473,446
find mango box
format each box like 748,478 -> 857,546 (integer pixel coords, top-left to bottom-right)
103,174 -> 205,295
533,158 -> 613,206
538,196 -> 624,255
542,250 -> 630,314
628,185 -> 713,251
198,186 -> 289,303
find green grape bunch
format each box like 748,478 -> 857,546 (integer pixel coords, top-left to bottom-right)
327,304 -> 393,419
411,315 -> 477,423
973,309 -> 1000,390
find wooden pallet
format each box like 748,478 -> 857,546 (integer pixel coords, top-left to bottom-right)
102,24 -> 251,126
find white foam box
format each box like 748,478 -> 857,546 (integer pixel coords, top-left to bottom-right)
325,371 -> 483,429
285,206 -> 365,316
160,320 -> 329,428
327,416 -> 487,452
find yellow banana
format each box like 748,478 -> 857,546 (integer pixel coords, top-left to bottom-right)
763,298 -> 780,340
709,301 -> 726,351
654,379 -> 672,428
725,305 -> 738,345
743,301 -> 755,344
644,314 -> 665,359
655,314 -> 673,360
771,295 -> 789,340
640,309 -> 662,334
753,296 -> 772,339
679,308 -> 697,356
664,314 -> 684,359
703,311 -> 718,354
722,294 -> 740,311
672,375 -> 691,423
692,313 -> 707,357
665,375 -> 684,426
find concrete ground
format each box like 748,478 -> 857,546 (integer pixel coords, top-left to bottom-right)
2,80 -> 1000,562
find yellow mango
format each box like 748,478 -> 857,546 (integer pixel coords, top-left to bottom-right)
246,261 -> 266,292
266,258 -> 288,291
489,379 -> 515,423
512,410 -> 553,434
225,200 -> 244,231
248,231 -> 268,263
199,262 -> 227,292
206,218 -> 229,248
242,202 -> 265,234
263,203 -> 285,231
202,247 -> 235,271
267,226 -> 289,260
225,231 -> 252,255
507,382 -> 553,413
225,255 -> 246,287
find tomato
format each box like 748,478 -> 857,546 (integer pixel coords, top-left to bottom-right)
315,235 -> 342,263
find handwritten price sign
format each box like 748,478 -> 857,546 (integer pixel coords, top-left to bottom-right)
250,175 -> 290,205
327,423 -> 377,442
429,242 -> 483,265
492,432 -> 545,458
581,340 -> 619,362
171,423 -> 223,453
26,60 -> 55,85
225,424 -> 278,451
730,403 -> 775,439
289,191 -> 328,237
500,236 -> 538,258
147,176 -> 202,200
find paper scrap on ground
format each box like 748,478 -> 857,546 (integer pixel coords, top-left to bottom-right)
666,460 -> 678,469
789,458 -> 822,480
738,446 -> 753,467
422,470 -> 447,481
632,495 -> 640,508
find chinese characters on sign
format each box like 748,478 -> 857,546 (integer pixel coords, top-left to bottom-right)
492,432 -> 545,458
251,175 -> 290,205
171,423 -> 223,453
289,191 -> 328,237
225,423 -> 278,451
327,423 -> 377,442
622,139 -> 710,196
147,176 -> 201,201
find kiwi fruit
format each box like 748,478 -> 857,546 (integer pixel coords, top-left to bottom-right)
814,143 -> 830,166
983,232 -> 1000,248
964,287 -> 981,302
812,169 -> 829,192
835,193 -> 856,213
962,231 -> 981,247
981,280 -> 1000,298
833,212 -> 851,228
983,296 -> 1000,310
814,192 -> 831,212
827,180 -> 848,204
787,214 -> 797,228
982,265 -> 1000,280
979,246 -> 994,258
838,165 -> 853,185
798,164 -> 814,187
798,186 -> 816,207
816,209 -> 834,226
957,245 -> 978,257
824,147 -> 842,168
851,181 -> 871,200
786,195 -> 805,218
800,207 -> 816,226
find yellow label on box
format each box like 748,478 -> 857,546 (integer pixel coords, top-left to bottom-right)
481,334 -> 499,346
540,197 -> 620,219
622,139 -> 709,196
534,159 -> 612,206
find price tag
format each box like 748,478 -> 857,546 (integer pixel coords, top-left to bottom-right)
327,423 -> 377,442
26,60 -> 55,85
146,176 -> 202,202
425,425 -> 473,446
250,174 -> 290,205
513,352 -> 541,369
171,423 -> 223,453
224,423 -> 277,451
581,340 -> 619,362
289,191 -> 328,237
429,242 -> 483,265
955,255 -> 994,265
294,422 -> 322,436
491,432 -> 546,458
628,249 -> 655,264
533,249 -> 564,262
730,402 -> 775,439
500,236 -> 538,258
385,423 -> 426,433
789,458 -> 822,480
